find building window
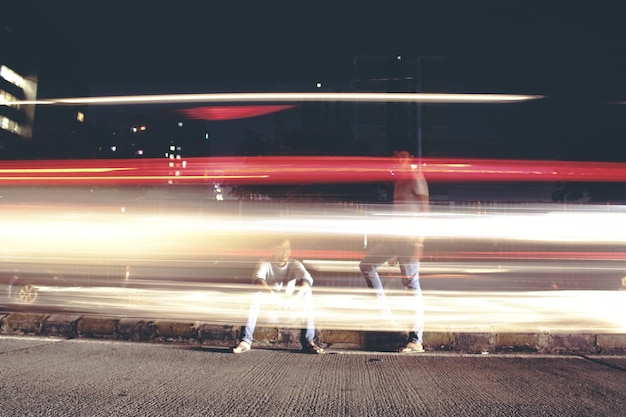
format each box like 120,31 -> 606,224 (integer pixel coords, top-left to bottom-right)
0,116 -> 20,134
0,65 -> 25,88
0,90 -> 20,109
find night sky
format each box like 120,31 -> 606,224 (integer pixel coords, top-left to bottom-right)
20,1 -> 626,162
27,1 -> 626,95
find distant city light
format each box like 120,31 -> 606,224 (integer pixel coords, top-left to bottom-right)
316,82 -> 322,88
110,146 -> 116,152
397,55 -> 402,60
140,125 -> 146,131
132,127 -> 137,133
76,111 -> 85,122
178,121 -> 183,127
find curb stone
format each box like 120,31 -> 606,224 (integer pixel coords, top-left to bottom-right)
77,316 -> 119,339
1,312 -> 626,354
42,314 -> 81,339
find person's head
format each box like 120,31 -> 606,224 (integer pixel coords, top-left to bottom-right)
393,150 -> 412,168
269,238 -> 291,266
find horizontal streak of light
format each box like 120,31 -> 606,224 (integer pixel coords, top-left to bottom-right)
2,203 -> 626,243
12,92 -> 544,106
9,285 -> 624,333
1,156 -> 626,185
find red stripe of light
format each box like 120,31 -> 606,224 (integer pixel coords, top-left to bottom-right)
2,156 -> 626,185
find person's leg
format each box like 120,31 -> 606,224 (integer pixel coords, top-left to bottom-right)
298,287 -> 315,346
240,291 -> 263,345
397,243 -> 424,346
359,240 -> 396,321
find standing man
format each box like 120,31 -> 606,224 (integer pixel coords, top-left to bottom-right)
359,150 -> 430,353
232,237 -> 325,354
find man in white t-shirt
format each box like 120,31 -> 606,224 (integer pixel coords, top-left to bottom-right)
232,238 -> 324,354
359,150 -> 429,353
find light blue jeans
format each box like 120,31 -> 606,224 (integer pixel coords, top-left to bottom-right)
359,239 -> 424,344
240,286 -> 316,347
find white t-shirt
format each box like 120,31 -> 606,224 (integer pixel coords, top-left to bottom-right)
253,258 -> 313,295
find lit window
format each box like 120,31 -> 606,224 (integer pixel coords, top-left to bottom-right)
140,125 -> 146,131
0,90 -> 20,109
170,145 -> 175,151
132,127 -> 137,133
110,146 -> 117,152
76,112 -> 85,122
0,66 -> 25,88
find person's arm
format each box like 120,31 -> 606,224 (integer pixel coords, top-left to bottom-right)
291,260 -> 313,299
253,261 -> 274,294
254,278 -> 274,294
294,279 -> 311,298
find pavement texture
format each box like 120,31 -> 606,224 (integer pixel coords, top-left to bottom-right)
1,336 -> 626,417
2,311 -> 626,354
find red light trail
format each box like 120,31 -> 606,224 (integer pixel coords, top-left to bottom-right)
0,156 -> 625,186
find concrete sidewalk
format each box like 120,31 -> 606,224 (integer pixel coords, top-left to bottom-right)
2,311 -> 626,354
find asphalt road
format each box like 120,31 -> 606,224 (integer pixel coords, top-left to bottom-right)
1,336 -> 625,416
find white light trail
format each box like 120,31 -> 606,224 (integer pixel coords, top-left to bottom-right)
12,92 -> 544,106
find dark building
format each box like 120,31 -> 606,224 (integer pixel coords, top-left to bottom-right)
1,3 -> 87,159
0,11 -> 39,158
271,81 -> 352,155
351,55 -> 447,157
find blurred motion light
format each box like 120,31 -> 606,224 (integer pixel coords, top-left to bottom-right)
179,105 -> 296,121
20,92 -> 544,106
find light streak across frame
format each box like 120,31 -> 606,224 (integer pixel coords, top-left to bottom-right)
1,156 -> 626,185
12,92 -> 544,106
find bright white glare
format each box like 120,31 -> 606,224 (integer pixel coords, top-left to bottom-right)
22,285 -> 626,333
13,92 -> 544,106
2,200 -> 626,247
2,190 -> 625,334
